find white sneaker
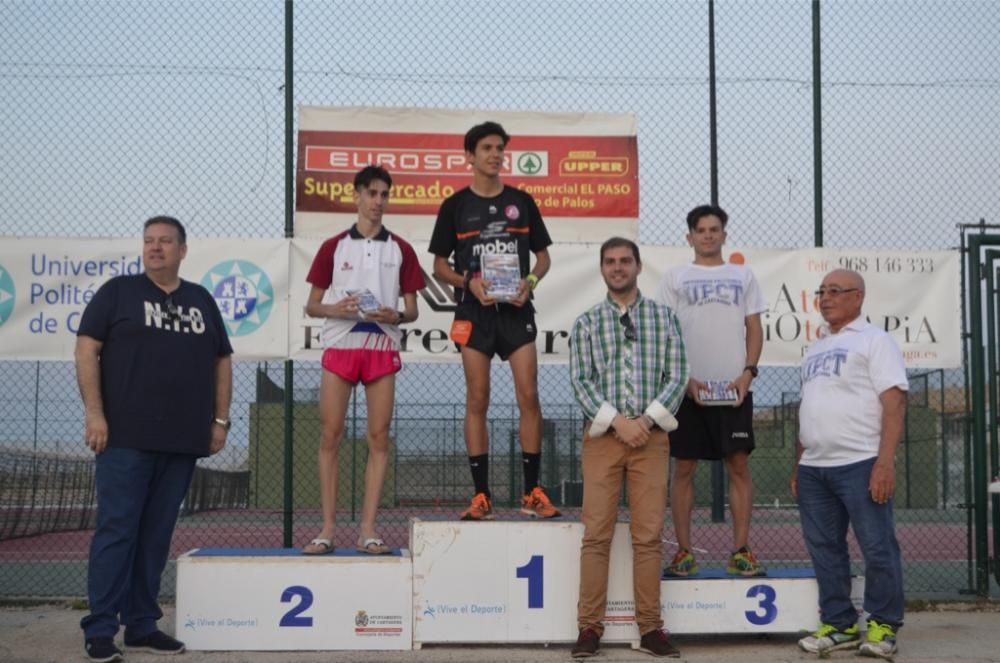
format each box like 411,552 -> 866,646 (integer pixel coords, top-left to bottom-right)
797,623 -> 860,653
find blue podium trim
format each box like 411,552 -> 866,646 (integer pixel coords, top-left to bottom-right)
189,547 -> 402,558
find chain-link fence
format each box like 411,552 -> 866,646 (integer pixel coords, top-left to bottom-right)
1,1 -> 996,600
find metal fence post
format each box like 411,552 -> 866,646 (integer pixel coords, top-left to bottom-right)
965,232 -> 1000,595
281,0 -> 295,549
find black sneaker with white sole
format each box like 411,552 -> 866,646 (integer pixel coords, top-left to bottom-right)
84,637 -> 123,662
124,630 -> 185,655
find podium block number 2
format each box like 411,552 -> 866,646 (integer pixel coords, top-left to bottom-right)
279,585 -> 314,627
515,555 -> 544,609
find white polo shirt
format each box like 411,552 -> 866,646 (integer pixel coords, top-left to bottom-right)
306,225 -> 424,348
658,262 -> 767,382
798,317 -> 909,467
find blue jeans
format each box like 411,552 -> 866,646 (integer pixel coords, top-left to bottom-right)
80,448 -> 196,641
797,457 -> 904,629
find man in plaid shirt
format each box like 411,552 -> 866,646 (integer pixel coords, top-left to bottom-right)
570,237 -> 688,659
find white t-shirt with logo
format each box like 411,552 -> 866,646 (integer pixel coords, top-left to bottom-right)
658,262 -> 767,382
798,317 -> 909,467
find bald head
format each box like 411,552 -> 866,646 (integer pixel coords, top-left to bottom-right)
826,269 -> 865,293
818,269 -> 865,332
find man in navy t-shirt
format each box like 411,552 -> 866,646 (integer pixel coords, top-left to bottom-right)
75,216 -> 233,662
429,121 -> 560,521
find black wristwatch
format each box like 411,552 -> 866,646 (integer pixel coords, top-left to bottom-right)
744,365 -> 759,378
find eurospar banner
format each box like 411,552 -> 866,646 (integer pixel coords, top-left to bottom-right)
294,106 -> 640,242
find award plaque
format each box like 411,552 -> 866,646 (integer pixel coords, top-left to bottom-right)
481,253 -> 522,302
699,381 -> 739,406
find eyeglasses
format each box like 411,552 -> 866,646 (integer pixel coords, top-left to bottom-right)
814,287 -> 859,297
619,312 -> 637,341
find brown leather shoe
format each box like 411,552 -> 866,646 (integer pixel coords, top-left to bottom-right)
639,629 -> 680,657
571,628 -> 601,658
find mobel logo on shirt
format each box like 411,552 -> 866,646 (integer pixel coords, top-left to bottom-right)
472,239 -> 518,256
144,301 -> 206,334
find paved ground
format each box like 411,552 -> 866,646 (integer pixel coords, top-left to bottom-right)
2,604 -> 999,663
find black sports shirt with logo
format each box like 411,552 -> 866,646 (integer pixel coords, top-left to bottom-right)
428,185 -> 552,302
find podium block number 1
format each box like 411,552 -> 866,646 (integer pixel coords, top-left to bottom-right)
515,555 -> 544,609
279,585 -> 314,627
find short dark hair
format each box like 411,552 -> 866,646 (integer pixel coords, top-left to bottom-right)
464,121 -> 510,154
144,216 -> 186,244
600,236 -> 641,265
354,165 -> 392,189
686,204 -> 728,231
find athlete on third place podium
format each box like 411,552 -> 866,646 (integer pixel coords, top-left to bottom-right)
658,205 -> 767,577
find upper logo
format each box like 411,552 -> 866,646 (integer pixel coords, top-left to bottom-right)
504,205 -> 520,221
0,263 -> 15,328
200,260 -> 274,337
354,610 -> 369,628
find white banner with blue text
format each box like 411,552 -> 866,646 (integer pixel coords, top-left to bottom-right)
0,238 -> 958,368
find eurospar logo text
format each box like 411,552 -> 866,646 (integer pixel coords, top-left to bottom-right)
306,146 -> 492,175
304,146 -> 550,177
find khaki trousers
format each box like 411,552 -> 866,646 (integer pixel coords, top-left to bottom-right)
577,427 -> 668,636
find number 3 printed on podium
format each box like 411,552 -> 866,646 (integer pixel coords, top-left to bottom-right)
744,584 -> 777,625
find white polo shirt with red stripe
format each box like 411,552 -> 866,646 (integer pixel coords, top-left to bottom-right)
306,225 -> 425,348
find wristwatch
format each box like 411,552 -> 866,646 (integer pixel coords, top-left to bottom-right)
744,365 -> 759,378
213,417 -> 231,432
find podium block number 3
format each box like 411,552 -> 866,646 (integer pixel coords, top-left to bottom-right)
515,555 -> 544,609
280,585 -> 314,627
744,584 -> 777,625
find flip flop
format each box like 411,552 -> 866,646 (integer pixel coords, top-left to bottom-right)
302,537 -> 334,555
356,537 -> 390,555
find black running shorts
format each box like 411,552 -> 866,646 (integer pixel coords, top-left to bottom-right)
451,301 -> 537,361
669,392 -> 755,460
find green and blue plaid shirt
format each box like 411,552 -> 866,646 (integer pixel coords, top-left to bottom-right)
570,291 -> 688,437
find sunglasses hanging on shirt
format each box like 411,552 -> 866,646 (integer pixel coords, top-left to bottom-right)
619,311 -> 637,341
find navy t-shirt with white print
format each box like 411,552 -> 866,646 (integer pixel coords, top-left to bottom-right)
77,274 -> 233,456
